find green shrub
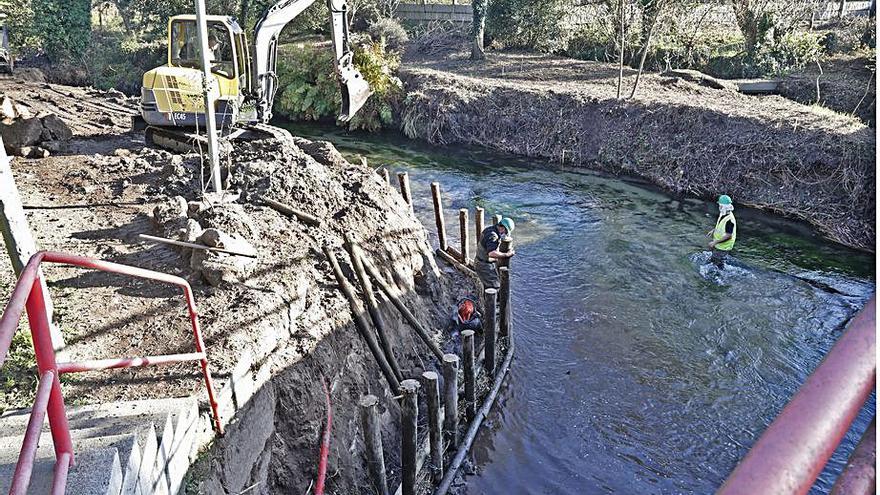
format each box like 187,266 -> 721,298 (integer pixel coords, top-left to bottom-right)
368,17 -> 409,53
486,0 -> 569,52
31,0 -> 91,62
275,38 -> 402,132
747,30 -> 823,76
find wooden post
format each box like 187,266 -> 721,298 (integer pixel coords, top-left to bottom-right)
475,207 -> 484,243
483,288 -> 497,375
380,168 -> 390,185
344,236 -> 403,382
499,267 -> 511,338
397,172 -> 412,211
324,246 -> 401,391
430,182 -> 447,250
462,330 -> 476,422
360,395 -> 390,495
422,371 -> 443,483
458,209 -> 469,263
0,141 -> 63,350
492,214 -> 502,226
442,353 -> 460,448
400,379 -> 420,495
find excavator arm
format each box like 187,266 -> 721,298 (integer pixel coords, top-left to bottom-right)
251,0 -> 372,123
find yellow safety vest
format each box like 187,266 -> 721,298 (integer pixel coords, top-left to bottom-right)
713,213 -> 737,251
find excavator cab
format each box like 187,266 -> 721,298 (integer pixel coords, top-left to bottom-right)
140,0 -> 371,136
141,15 -> 253,129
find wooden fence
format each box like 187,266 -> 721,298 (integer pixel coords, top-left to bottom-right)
396,0 -> 871,26
395,3 -> 472,23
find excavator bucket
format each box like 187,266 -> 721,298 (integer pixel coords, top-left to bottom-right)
338,65 -> 372,122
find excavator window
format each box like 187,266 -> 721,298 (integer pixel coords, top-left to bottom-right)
170,20 -> 236,79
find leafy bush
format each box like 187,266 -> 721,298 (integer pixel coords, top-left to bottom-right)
486,0 -> 569,52
747,30 -> 823,76
275,38 -> 403,132
368,17 -> 409,53
31,0 -> 91,62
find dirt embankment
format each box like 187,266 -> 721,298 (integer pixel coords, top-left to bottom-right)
399,50 -> 875,251
0,76 -> 477,493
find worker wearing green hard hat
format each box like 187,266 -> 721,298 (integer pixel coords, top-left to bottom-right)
706,194 -> 737,268
475,216 -> 516,289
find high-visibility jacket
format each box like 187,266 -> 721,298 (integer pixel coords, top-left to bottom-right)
713,213 -> 737,251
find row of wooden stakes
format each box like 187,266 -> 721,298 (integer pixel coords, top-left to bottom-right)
354,168 -> 515,495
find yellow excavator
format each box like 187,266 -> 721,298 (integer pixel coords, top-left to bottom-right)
139,0 -> 371,148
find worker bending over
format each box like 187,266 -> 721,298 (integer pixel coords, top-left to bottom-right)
707,195 -> 737,268
475,217 -> 516,289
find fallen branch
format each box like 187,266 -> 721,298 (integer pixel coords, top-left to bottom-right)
138,234 -> 257,258
264,197 -> 322,227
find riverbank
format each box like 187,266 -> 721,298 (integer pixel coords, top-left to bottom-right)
0,76 -> 477,493
398,49 -> 875,251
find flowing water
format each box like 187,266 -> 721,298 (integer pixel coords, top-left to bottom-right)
285,122 -> 876,495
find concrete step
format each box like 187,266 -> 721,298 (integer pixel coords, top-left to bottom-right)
0,397 -> 200,495
0,447 -> 123,495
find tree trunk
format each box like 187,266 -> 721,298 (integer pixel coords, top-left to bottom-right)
239,0 -> 252,27
732,2 -> 760,56
471,0 -> 488,60
629,21 -> 656,98
838,0 -> 847,19
617,0 -> 625,98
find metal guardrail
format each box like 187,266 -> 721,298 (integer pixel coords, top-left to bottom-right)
719,297 -> 876,495
0,251 -> 223,495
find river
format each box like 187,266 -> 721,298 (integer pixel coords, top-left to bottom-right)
285,122 -> 876,495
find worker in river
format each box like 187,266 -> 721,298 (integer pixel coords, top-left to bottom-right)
475,217 -> 516,289
707,195 -> 737,268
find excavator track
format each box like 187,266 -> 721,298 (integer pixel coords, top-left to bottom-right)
144,123 -> 296,154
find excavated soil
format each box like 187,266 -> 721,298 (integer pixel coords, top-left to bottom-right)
399,48 -> 875,251
0,76 -> 479,493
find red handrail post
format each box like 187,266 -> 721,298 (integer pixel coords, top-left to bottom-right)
24,274 -> 73,462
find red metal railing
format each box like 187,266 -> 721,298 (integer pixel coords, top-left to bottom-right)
0,251 -> 224,495
718,297 -> 876,495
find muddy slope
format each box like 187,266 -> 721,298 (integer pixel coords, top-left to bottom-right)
0,78 -> 478,493
399,51 -> 875,251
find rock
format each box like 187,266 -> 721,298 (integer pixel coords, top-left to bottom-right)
99,115 -> 114,126
185,219 -> 204,243
0,96 -> 15,120
199,228 -> 225,248
0,117 -> 43,149
14,146 -> 49,159
13,104 -> 32,119
114,148 -> 132,158
40,114 -> 73,141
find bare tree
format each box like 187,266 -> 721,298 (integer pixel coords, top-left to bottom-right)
630,0 -> 667,98
471,0 -> 488,60
616,0 -> 625,98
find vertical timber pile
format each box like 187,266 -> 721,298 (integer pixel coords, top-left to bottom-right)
380,168 -> 390,185
475,207 -> 484,242
459,209 -> 470,263
400,379 -> 421,495
462,330 -> 476,422
499,267 -> 511,338
431,182 -> 448,250
360,395 -> 390,495
483,288 -> 498,374
442,353 -> 460,448
499,237 -> 513,338
422,371 -> 443,483
397,172 -> 413,212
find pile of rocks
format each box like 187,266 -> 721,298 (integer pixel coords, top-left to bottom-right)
0,95 -> 72,158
